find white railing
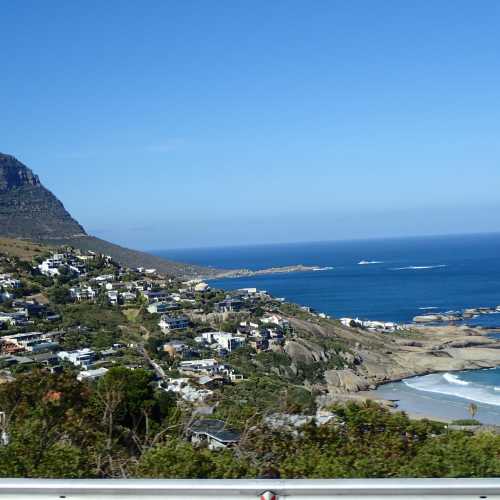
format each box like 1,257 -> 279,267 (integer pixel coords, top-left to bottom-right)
0,479 -> 499,499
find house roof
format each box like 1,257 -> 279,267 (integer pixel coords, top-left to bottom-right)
189,419 -> 240,443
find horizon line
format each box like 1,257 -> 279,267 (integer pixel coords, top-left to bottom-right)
147,230 -> 500,254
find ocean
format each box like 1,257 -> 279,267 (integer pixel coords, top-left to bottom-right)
154,233 -> 500,422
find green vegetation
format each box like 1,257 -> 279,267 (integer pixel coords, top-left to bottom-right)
0,371 -> 499,478
1,240 -> 500,480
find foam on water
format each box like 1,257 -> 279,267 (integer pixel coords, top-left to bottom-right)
443,372 -> 469,386
393,264 -> 447,270
404,372 -> 500,406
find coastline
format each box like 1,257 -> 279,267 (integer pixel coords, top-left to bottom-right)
287,316 -> 500,423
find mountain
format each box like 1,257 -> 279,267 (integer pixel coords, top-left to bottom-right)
0,153 -> 219,278
0,153 -> 86,239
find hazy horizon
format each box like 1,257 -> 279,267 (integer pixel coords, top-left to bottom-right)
3,1 -> 500,249
150,230 -> 500,253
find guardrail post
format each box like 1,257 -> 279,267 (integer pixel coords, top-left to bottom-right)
260,491 -> 277,500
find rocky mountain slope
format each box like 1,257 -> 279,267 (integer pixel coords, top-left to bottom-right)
0,153 -> 86,239
0,153 -> 218,277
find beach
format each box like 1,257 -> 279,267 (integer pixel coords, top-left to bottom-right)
370,374 -> 500,425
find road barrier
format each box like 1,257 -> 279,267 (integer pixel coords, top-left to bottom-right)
0,479 -> 499,499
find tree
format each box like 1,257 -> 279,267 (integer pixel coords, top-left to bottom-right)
468,403 -> 478,420
135,439 -> 254,478
49,286 -> 71,305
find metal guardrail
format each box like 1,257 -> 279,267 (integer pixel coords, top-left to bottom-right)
0,479 -> 500,499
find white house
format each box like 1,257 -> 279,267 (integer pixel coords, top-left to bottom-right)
39,254 -> 66,277
58,348 -> 95,369
201,332 -> 246,352
0,274 -> 21,289
77,367 -> 108,381
107,290 -> 119,305
162,378 -> 213,402
194,282 -> 210,292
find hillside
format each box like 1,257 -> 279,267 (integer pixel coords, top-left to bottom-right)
0,237 -> 53,261
0,153 -> 220,278
50,234 -> 219,278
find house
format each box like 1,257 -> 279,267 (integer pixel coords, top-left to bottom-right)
261,314 -> 292,332
0,311 -> 28,327
1,331 -> 59,353
0,274 -> 21,289
147,301 -> 178,314
77,367 -> 108,381
161,378 -> 213,402
250,338 -> 269,351
58,348 -> 95,369
107,290 -> 119,305
340,317 -> 360,328
340,317 -> 398,332
91,274 -> 115,285
120,291 -> 137,303
39,254 -> 65,277
31,352 -> 59,366
179,358 -> 221,375
188,419 -> 240,450
215,297 -> 244,313
194,282 -> 210,292
159,315 -> 189,333
105,282 -> 128,291
70,286 -> 97,302
142,290 -> 169,304
163,341 -> 188,358
201,331 -> 246,352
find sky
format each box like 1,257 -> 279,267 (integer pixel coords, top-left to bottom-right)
1,0 -> 500,250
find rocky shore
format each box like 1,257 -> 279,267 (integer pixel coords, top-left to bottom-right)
214,264 -> 325,279
281,316 -> 500,407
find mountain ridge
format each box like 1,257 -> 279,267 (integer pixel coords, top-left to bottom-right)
0,153 -> 219,278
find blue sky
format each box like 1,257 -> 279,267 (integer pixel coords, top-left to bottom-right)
1,1 -> 500,250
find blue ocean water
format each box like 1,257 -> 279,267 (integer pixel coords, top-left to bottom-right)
155,233 -> 500,325
155,234 -> 500,419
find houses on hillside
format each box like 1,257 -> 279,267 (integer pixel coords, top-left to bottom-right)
39,253 -> 86,277
340,317 -> 400,332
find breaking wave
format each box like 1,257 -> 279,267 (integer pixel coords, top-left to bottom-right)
358,260 -> 383,265
419,306 -> 439,310
392,264 -> 447,270
443,373 -> 469,386
403,372 -> 500,406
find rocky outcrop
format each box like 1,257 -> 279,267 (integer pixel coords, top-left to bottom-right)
324,369 -> 370,393
285,339 -> 328,363
286,316 -> 500,395
0,153 -> 86,239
